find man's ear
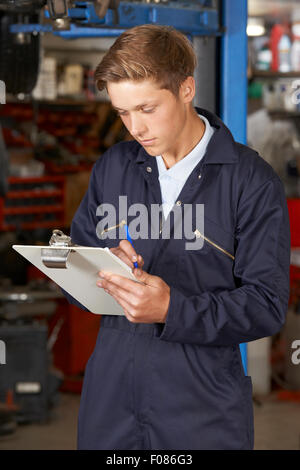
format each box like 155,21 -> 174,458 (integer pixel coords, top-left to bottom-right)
180,76 -> 195,104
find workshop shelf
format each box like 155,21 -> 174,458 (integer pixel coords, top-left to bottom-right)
0,176 -> 66,231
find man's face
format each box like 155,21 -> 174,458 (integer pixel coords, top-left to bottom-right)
107,79 -> 192,157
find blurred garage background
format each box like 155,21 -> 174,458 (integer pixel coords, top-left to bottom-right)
0,0 -> 300,450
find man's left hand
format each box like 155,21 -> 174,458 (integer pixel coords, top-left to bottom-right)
97,268 -> 170,324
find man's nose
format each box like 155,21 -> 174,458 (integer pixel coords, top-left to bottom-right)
129,113 -> 147,137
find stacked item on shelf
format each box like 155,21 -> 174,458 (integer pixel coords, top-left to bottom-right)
0,176 -> 66,231
249,13 -> 300,115
254,11 -> 300,73
32,56 -> 100,102
0,98 -> 131,228
261,78 -> 300,114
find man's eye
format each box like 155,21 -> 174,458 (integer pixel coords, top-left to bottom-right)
142,108 -> 155,113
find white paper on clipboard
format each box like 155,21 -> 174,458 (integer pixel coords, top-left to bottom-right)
12,245 -> 138,315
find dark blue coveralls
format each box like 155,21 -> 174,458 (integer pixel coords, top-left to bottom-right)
68,107 -> 290,450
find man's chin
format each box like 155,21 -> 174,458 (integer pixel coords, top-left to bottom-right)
139,142 -> 160,156
143,147 -> 158,156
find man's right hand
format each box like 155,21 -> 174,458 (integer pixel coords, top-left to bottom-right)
109,240 -> 144,271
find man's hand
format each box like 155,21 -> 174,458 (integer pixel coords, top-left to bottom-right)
96,268 -> 170,324
109,239 -> 144,270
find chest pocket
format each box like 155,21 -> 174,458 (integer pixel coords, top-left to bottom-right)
179,214 -> 235,256
97,218 -> 130,249
192,227 -> 235,260
177,216 -> 236,294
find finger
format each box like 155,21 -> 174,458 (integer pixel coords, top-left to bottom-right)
130,254 -> 144,273
98,272 -> 144,294
101,278 -> 139,307
110,247 -> 134,268
104,287 -> 138,321
110,245 -> 141,270
137,254 -> 144,268
132,268 -> 161,287
123,310 -> 139,323
119,239 -> 140,267
97,276 -> 136,311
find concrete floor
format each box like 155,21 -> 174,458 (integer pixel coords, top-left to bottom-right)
0,393 -> 79,450
0,392 -> 299,450
253,394 -> 300,450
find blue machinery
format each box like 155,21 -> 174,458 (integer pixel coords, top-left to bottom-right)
11,0 -> 248,373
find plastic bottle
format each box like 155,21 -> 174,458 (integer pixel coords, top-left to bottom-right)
291,22 -> 300,71
256,44 -> 272,71
278,33 -> 292,72
291,10 -> 300,72
270,23 -> 284,71
43,57 -> 57,100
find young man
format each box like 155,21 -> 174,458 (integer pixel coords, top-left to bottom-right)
69,25 -> 290,450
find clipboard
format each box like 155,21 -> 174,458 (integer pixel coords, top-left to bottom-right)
12,230 -> 139,316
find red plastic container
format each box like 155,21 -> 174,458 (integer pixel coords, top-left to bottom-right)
270,24 -> 284,71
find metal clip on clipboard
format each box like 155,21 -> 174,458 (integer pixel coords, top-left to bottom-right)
41,229 -> 77,269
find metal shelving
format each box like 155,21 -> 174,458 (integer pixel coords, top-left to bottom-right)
0,176 -> 66,231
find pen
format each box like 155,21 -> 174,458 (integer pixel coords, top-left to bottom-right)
124,224 -> 138,268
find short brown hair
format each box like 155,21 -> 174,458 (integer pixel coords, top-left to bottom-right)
94,24 -> 197,96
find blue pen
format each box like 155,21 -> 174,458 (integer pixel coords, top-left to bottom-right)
124,224 -> 138,268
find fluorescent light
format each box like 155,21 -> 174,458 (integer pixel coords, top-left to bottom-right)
247,17 -> 266,36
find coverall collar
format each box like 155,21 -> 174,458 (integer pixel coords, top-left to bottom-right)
133,107 -> 239,165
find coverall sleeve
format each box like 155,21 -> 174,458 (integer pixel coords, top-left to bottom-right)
158,175 -> 291,347
61,158 -> 106,311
